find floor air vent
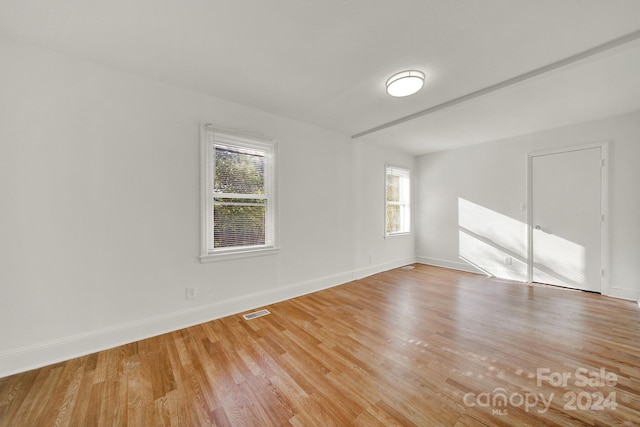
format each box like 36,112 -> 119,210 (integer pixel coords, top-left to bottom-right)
242,309 -> 271,320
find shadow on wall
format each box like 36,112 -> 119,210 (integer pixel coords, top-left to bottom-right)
457,198 -> 585,287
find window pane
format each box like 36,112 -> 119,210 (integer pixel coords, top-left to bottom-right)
386,204 -> 401,234
214,204 -> 266,248
214,147 -> 264,194
386,174 -> 400,202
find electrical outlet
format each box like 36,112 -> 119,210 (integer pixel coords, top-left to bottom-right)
186,287 -> 197,300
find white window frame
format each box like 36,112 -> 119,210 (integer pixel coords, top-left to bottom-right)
385,165 -> 411,237
200,124 -> 278,262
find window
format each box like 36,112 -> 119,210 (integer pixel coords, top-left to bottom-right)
201,125 -> 277,261
385,166 -> 411,236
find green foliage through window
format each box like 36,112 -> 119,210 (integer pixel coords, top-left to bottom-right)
214,147 -> 264,195
213,145 -> 268,248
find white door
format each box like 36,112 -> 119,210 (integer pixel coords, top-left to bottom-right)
530,146 -> 604,292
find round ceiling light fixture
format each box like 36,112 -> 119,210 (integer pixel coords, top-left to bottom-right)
385,70 -> 425,97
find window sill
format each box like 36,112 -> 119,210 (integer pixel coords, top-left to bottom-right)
200,246 -> 280,263
385,232 -> 411,239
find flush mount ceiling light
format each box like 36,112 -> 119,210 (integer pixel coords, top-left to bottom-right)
386,70 -> 425,97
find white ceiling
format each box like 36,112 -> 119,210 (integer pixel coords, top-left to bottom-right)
2,0 -> 640,155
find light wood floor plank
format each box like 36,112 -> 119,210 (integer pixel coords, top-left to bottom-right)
1,264 -> 639,426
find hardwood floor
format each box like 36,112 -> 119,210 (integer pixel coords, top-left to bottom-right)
1,264 -> 639,426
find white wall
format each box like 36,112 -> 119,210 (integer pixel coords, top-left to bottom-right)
417,110 -> 640,301
0,37 -> 415,376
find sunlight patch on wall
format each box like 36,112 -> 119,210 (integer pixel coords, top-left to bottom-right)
458,197 -> 586,287
458,198 -> 528,282
532,230 -> 586,288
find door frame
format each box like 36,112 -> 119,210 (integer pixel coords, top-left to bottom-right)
526,142 -> 609,294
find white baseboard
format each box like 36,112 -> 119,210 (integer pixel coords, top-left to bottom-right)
0,270 -> 354,378
351,257 -> 417,280
416,256 -> 486,275
605,286 -> 639,301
